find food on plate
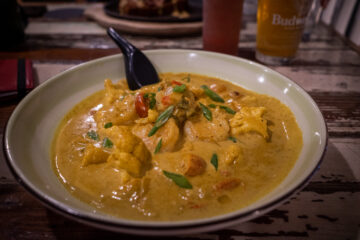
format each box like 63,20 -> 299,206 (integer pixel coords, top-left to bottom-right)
118,0 -> 189,18
52,73 -> 302,221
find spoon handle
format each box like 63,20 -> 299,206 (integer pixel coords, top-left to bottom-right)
107,27 -> 159,90
107,27 -> 140,90
107,27 -> 134,56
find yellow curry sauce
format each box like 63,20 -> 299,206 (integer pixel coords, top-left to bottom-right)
52,73 -> 302,221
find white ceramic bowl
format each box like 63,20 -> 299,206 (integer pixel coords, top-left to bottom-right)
4,50 -> 327,235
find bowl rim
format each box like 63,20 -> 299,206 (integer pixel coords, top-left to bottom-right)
3,49 -> 328,233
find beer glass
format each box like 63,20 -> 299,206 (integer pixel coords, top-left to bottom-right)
256,0 -> 313,65
202,0 -> 244,56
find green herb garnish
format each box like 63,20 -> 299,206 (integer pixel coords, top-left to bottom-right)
154,138 -> 162,154
149,97 -> 156,109
208,103 -> 217,108
163,170 -> 193,189
148,105 -> 175,137
220,105 -> 236,115
201,85 -> 225,103
199,102 -> 212,121
157,86 -> 162,92
87,130 -> 99,141
104,122 -> 113,128
210,153 -> 218,171
103,137 -> 113,148
228,136 -> 237,143
173,84 -> 186,93
144,92 -> 154,98
182,74 -> 191,82
144,92 -> 156,109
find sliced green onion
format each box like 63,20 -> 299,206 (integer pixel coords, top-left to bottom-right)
210,153 -> 218,171
199,102 -> 212,121
163,170 -> 193,189
154,138 -> 162,154
228,136 -> 237,143
103,137 -> 113,148
148,105 -> 175,137
144,92 -> 156,109
173,84 -> 186,93
201,85 -> 225,103
220,105 -> 236,115
182,74 -> 191,82
144,92 -> 155,98
104,122 -> 113,128
148,126 -> 159,137
208,103 -> 217,108
87,130 -> 99,141
149,97 -> 156,109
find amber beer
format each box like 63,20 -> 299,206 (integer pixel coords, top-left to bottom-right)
202,0 -> 244,55
256,0 -> 312,64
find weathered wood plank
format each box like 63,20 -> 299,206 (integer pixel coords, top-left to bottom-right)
0,48 -> 121,61
20,30 -> 351,51
294,49 -> 360,66
22,33 -> 350,53
309,92 -> 360,137
213,192 -> 360,240
25,22 -> 106,35
238,40 -> 349,50
273,66 -> 360,92
0,182 -> 359,240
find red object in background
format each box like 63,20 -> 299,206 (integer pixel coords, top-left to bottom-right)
202,0 -> 244,56
0,59 -> 34,100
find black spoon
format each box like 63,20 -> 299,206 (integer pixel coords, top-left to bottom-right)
107,27 -> 159,90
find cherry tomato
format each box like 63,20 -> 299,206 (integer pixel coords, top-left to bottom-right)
135,93 -> 148,118
161,95 -> 171,106
171,80 -> 182,86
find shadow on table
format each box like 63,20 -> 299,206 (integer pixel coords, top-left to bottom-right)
44,141 -> 360,240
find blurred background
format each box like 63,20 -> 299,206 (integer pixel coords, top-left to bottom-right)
2,0 -> 359,51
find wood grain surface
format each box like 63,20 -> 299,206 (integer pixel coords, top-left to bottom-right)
0,3 -> 359,240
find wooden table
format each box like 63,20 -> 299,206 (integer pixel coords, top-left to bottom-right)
1,4 -> 360,240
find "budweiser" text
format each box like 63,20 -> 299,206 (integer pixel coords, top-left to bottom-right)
272,14 -> 306,26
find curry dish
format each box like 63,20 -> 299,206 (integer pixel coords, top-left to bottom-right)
52,73 -> 302,221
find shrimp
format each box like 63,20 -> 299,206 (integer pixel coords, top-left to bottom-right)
184,108 -> 230,142
132,118 -> 179,153
95,94 -> 137,126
